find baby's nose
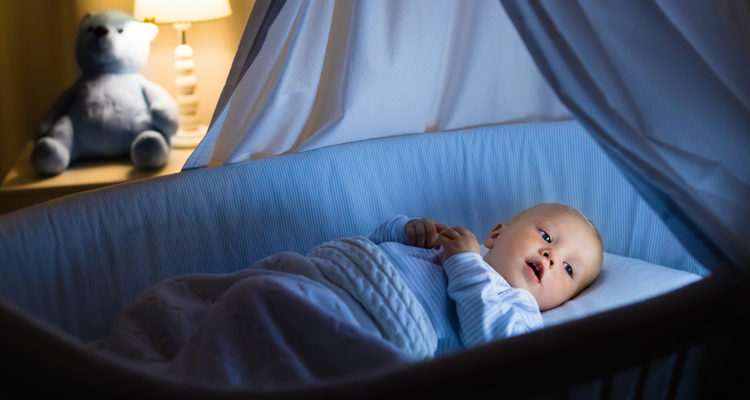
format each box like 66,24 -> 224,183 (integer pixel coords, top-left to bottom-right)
541,248 -> 557,267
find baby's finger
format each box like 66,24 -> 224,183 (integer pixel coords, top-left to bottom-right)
424,222 -> 438,249
438,227 -> 458,240
453,226 -> 469,236
415,222 -> 426,248
405,222 -> 416,245
435,232 -> 448,246
435,223 -> 448,233
454,226 -> 476,239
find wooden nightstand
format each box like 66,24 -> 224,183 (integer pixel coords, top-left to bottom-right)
0,142 -> 194,214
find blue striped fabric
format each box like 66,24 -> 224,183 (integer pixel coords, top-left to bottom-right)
0,119 -> 706,341
369,215 -> 542,355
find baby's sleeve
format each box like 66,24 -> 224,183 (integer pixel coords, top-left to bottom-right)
444,253 -> 543,347
368,215 -> 411,244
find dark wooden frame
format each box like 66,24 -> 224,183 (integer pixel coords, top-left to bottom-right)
3,268 -> 747,399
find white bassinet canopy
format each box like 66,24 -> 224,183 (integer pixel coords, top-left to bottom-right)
186,0 -> 750,275
184,0 -> 571,166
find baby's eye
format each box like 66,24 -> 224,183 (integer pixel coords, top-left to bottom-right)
564,263 -> 574,276
539,230 -> 551,243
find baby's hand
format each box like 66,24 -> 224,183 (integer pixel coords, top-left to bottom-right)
405,218 -> 448,249
436,226 -> 481,258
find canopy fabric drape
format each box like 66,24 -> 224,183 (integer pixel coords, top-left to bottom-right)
501,0 -> 750,274
183,0 -> 570,168
186,0 -> 750,274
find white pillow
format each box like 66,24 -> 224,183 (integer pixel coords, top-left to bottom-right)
541,252 -> 703,326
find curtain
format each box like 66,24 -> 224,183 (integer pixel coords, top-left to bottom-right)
501,0 -> 750,273
184,0 -> 570,168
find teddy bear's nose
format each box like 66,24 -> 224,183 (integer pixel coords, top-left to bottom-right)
93,26 -> 109,37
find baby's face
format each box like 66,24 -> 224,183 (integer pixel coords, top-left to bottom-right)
483,205 -> 602,311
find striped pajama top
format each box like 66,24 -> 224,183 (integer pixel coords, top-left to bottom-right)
369,215 -> 543,356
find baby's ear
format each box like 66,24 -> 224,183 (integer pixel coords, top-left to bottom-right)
484,223 -> 504,248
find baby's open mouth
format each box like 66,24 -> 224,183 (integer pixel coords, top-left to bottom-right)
527,261 -> 543,283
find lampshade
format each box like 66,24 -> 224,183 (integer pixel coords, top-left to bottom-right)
134,0 -> 232,24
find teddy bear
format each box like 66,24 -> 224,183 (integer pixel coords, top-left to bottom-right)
31,10 -> 179,176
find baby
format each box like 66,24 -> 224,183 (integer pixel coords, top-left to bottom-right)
370,202 -> 603,355
93,202 -> 603,385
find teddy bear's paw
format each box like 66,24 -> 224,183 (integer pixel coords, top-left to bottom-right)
31,137 -> 71,176
131,130 -> 169,170
150,105 -> 179,136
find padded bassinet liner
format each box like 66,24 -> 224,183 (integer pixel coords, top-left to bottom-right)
3,120 -> 743,398
0,120 -> 705,341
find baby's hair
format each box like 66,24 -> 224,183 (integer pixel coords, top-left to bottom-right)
563,205 -> 603,256
511,203 -> 602,248
564,205 -> 604,295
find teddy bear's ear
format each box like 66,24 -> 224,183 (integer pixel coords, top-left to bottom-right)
141,21 -> 159,41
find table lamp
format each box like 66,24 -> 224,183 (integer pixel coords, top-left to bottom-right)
134,0 -> 232,148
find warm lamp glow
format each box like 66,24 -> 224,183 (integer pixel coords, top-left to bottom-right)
134,0 -> 232,24
133,0 -> 232,148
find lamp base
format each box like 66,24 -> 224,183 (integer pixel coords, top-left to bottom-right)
171,125 -> 208,149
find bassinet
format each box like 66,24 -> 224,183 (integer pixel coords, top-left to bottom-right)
3,0 -> 749,397
1,120 -> 747,398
